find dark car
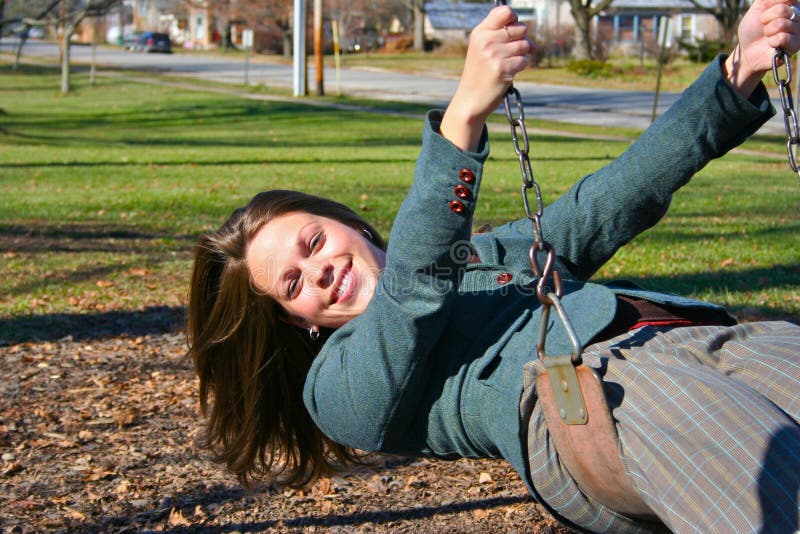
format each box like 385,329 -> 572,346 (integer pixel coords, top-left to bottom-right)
133,31 -> 172,53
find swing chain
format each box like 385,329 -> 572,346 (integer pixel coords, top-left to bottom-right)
495,0 -> 580,362
772,48 -> 800,182
500,69 -> 569,311
503,85 -> 546,244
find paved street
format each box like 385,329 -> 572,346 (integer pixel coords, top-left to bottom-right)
0,38 -> 787,135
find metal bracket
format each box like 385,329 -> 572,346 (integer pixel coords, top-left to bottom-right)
540,354 -> 587,424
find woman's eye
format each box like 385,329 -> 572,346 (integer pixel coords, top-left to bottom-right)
310,232 -> 323,252
288,277 -> 299,298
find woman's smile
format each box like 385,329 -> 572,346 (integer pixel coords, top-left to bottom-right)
246,212 -> 386,329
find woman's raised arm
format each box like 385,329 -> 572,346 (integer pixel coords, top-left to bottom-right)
439,6 -> 532,152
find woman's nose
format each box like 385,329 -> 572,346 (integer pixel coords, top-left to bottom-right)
306,262 -> 333,289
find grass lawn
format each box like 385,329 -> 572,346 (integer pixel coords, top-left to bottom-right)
1,63 -> 798,343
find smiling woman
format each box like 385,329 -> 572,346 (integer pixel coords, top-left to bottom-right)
187,3 -> 800,532
188,189 -> 385,486
245,211 -> 386,332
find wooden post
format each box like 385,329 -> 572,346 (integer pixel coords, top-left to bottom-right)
651,15 -> 669,124
332,19 -> 341,96
314,0 -> 323,96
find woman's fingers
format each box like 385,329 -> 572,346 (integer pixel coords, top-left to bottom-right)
498,21 -> 528,43
482,4 -> 518,31
761,2 -> 800,51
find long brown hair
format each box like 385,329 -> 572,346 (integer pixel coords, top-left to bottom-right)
187,190 -> 385,488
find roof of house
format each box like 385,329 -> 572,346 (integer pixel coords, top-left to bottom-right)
425,3 -> 494,30
606,0 -> 717,10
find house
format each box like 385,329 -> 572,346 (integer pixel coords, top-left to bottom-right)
424,3 -> 493,43
522,0 -> 721,49
426,0 -> 722,55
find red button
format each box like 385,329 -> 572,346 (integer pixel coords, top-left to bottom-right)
449,200 -> 466,214
453,184 -> 471,199
458,168 -> 475,184
496,272 -> 513,284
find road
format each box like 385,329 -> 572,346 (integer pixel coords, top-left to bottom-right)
0,38 -> 788,135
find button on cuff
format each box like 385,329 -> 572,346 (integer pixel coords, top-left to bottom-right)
449,200 -> 466,214
458,168 -> 476,184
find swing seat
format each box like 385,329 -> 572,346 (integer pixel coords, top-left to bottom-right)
536,360 -> 657,519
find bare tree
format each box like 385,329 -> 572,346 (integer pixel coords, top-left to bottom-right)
327,0 -> 402,52
394,0 -> 423,51
2,0 -> 60,69
259,0 -> 292,56
0,0 -> 6,47
52,0 -> 121,93
568,0 -> 613,60
688,0 -> 747,49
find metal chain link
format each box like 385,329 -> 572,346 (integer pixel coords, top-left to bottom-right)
772,48 -> 800,183
494,0 -> 581,362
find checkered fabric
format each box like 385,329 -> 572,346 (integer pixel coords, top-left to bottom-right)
521,321 -> 800,533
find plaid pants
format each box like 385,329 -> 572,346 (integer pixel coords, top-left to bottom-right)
520,321 -> 800,533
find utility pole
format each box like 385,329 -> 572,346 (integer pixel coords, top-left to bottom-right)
293,0 -> 306,96
313,0 -> 323,96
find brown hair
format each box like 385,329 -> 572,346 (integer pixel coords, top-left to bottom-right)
187,190 -> 385,488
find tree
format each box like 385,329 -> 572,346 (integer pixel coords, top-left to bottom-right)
2,0 -> 60,70
327,0 -> 405,52
568,0 -> 613,60
258,0 -> 292,56
688,0 -> 747,49
53,0 -> 121,94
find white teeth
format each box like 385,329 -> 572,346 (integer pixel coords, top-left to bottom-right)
339,273 -> 350,296
338,273 -> 351,299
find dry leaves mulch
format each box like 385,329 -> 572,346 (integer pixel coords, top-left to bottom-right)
0,331 -> 573,533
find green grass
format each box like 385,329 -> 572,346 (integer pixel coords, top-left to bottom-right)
0,63 -> 798,343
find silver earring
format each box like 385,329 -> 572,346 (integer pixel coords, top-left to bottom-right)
308,327 -> 320,340
362,227 -> 373,240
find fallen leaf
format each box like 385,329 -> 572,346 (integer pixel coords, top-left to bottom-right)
317,477 -> 332,495
473,509 -> 489,519
168,508 -> 191,527
478,472 -> 493,484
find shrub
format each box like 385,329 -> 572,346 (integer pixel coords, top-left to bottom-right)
566,58 -> 612,78
678,38 -> 723,63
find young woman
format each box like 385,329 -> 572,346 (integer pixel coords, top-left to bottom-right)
189,2 -> 800,532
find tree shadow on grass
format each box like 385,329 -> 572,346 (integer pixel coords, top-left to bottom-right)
0,305 -> 186,345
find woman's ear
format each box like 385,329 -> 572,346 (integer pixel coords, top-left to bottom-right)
278,312 -> 310,330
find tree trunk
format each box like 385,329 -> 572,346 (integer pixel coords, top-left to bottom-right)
61,25 -> 73,94
413,0 -> 424,52
572,9 -> 592,60
13,35 -> 27,70
0,0 -> 6,50
283,30 -> 292,57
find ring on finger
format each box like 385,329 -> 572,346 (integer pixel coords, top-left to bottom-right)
791,4 -> 800,22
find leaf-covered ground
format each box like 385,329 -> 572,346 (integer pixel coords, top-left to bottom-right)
1,329 -> 573,533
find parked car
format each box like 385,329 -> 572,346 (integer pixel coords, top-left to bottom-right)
122,30 -> 142,50
132,32 -> 172,53
26,26 -> 46,39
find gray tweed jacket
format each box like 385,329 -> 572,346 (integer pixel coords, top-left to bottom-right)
303,56 -> 774,495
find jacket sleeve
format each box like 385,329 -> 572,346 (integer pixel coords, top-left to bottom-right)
303,111 -> 490,452
489,55 -> 775,281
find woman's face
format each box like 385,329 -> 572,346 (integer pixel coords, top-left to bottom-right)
246,212 -> 386,329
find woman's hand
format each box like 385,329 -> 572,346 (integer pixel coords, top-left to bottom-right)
440,6 -> 532,151
725,0 -> 800,96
